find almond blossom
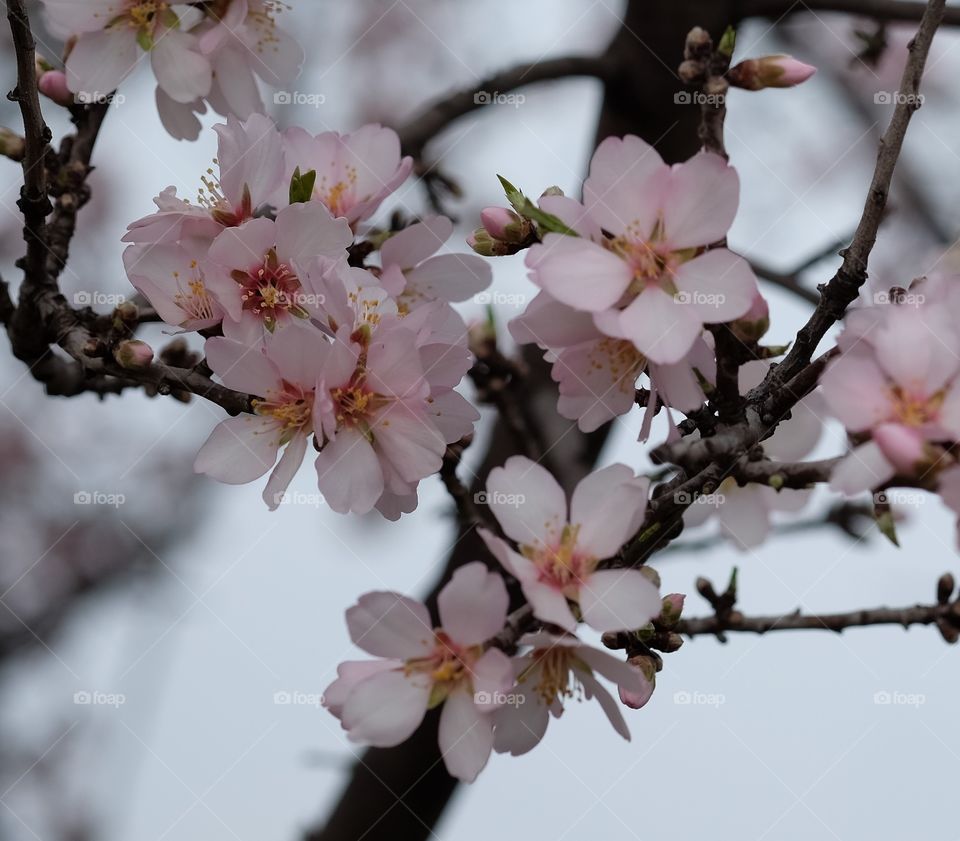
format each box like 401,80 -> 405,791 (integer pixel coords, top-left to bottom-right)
524,137 -> 758,365
510,290 -> 711,436
194,326 -> 329,508
202,201 -> 352,340
283,124 -> 414,225
492,632 -> 646,756
43,1 -> 212,107
324,563 -> 513,782
479,457 -> 661,633
821,303 -> 960,494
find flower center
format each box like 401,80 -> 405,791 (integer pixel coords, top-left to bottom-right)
522,524 -> 594,594
253,380 -> 314,444
889,386 -> 942,428
406,631 -> 481,706
171,259 -> 216,323
520,648 -> 582,705
317,171 -> 358,218
127,0 -> 167,30
231,248 -> 308,332
592,338 -> 646,393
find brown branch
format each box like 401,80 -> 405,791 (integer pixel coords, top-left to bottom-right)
740,0 -> 960,25
397,55 -> 615,159
761,0 -> 946,395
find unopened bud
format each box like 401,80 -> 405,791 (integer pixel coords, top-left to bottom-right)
684,27 -> 713,61
618,656 -> 656,709
937,573 -> 955,605
479,206 -> 523,241
539,186 -> 564,198
113,301 -> 139,324
936,617 -> 959,644
114,339 -> 154,370
730,291 -> 770,343
728,55 -> 816,91
467,228 -> 514,257
38,70 -> 73,107
659,593 -> 686,627
654,632 -> 685,653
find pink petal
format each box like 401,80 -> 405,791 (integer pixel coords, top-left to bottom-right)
830,441 -> 896,495
492,686 -> 549,755
315,429 -> 384,514
570,465 -> 650,558
661,152 -> 739,249
484,456 -> 567,546
323,659 -> 400,718
262,432 -> 309,510
342,668 -> 431,747
275,202 -> 353,267
521,579 -> 578,632
718,485 -> 772,550
672,249 -> 757,322
194,416 -> 279,483
437,562 -> 509,646
820,351 -> 892,432
470,648 -> 515,711
381,216 -> 452,268
204,336 -> 278,395
526,235 -> 631,313
617,284 -> 703,365
578,672 -> 630,741
438,688 -> 494,782
579,569 -> 661,632
345,591 -> 434,659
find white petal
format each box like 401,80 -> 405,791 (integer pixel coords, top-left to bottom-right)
437,562 -> 509,646
342,669 -> 431,747
438,689 -> 494,782
579,569 -> 661,632
345,591 -> 434,658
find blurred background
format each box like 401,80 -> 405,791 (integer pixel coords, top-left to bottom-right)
0,1 -> 959,838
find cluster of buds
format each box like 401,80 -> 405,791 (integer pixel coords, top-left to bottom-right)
468,206 -> 534,256
601,568 -> 688,710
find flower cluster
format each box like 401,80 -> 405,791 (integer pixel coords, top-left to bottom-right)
325,456 -> 673,781
40,0 -> 303,138
124,116 -> 491,517
821,277 -> 960,537
486,135 -> 761,438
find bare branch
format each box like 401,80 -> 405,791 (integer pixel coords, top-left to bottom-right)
741,0 -> 960,25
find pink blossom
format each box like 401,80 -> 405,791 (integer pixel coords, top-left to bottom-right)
729,55 -> 817,90
283,124 -> 414,225
122,241 -> 225,331
509,291 -> 709,435
378,215 -> 492,310
324,563 -> 513,782
44,0 -> 212,107
479,457 -> 661,632
821,304 -> 960,494
493,632 -> 645,756
124,114 -> 286,247
524,138 -> 758,365
194,326 -> 331,509
37,69 -> 72,106
203,202 -> 352,339
312,323 -> 447,515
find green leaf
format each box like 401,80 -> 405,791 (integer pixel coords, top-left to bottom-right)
289,167 -> 318,205
876,510 -> 900,547
496,174 -> 578,237
136,28 -> 154,52
718,25 -> 737,58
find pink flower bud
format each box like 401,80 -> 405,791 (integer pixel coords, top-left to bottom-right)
114,340 -> 154,370
480,206 -> 518,240
728,55 -> 816,91
619,656 -> 656,709
38,70 -> 73,107
659,593 -> 686,627
874,423 -> 926,474
730,291 -> 770,342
